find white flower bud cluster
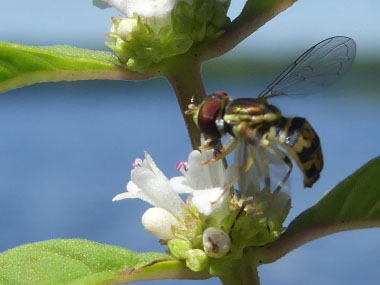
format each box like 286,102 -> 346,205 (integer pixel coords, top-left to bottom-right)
94,0 -> 231,72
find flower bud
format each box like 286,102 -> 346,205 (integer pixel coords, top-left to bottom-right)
184,249 -> 208,272
141,207 -> 179,240
168,238 -> 192,259
117,18 -> 139,39
202,227 -> 231,258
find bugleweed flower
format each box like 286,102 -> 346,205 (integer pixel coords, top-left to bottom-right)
94,0 -> 231,72
113,145 -> 235,271
113,147 -> 235,238
113,140 -> 291,274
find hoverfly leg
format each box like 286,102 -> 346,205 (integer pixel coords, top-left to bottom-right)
199,137 -> 220,151
220,136 -> 235,153
201,137 -> 239,165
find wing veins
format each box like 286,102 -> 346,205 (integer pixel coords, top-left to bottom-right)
258,36 -> 356,99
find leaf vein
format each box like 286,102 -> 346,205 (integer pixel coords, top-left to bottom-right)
0,58 -> 19,76
336,182 -> 358,219
366,198 -> 380,218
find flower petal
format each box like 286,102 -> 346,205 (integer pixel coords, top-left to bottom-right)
184,151 -> 213,189
169,177 -> 194,194
112,191 -> 138,201
128,0 -> 177,18
191,187 -> 229,222
143,151 -> 168,179
124,153 -> 185,214
99,0 -> 131,16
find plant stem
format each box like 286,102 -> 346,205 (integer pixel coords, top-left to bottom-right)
197,0 -> 298,61
164,54 -> 207,149
219,248 -> 261,285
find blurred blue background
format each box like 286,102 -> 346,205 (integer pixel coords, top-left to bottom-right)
1,1 -> 380,284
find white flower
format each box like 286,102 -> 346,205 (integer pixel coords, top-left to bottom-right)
113,141 -> 236,238
113,152 -> 185,215
171,149 -> 233,192
170,146 -> 237,221
113,152 -> 186,239
94,0 -> 181,18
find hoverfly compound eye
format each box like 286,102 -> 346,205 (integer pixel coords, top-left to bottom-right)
197,92 -> 230,139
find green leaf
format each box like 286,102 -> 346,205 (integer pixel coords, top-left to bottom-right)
0,42 -> 152,93
0,239 -> 210,284
257,157 -> 380,264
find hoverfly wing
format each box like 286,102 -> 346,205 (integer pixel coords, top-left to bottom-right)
235,140 -> 291,226
258,36 -> 356,99
235,140 -> 290,197
235,139 -> 261,197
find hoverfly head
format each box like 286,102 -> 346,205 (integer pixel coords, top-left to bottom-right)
195,91 -> 231,139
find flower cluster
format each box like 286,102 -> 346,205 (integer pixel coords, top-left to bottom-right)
113,140 -> 291,273
94,0 -> 231,72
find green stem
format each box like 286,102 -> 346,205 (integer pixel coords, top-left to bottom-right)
197,0 -> 298,61
219,248 -> 260,285
164,54 -> 207,149
241,250 -> 260,285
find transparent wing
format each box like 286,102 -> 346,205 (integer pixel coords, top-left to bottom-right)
235,140 -> 261,196
235,140 -> 291,225
235,140 -> 290,197
258,36 -> 356,99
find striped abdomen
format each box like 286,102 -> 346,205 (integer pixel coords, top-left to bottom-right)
266,117 -> 324,187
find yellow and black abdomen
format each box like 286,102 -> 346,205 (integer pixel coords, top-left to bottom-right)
268,117 -> 324,187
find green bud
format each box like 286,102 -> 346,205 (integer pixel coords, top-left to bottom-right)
192,23 -> 207,42
212,5 -> 230,28
126,57 -> 152,73
172,1 -> 194,35
168,239 -> 193,259
171,35 -> 194,54
197,2 -> 213,24
184,249 -> 209,272
117,18 -> 139,39
219,192 -> 291,259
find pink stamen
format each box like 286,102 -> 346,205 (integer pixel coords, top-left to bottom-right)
132,158 -> 143,169
176,161 -> 188,171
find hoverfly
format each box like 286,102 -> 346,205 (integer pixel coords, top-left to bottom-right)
187,36 -> 356,196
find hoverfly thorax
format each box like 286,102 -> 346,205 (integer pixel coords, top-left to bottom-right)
223,98 -> 282,138
195,91 -> 231,139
